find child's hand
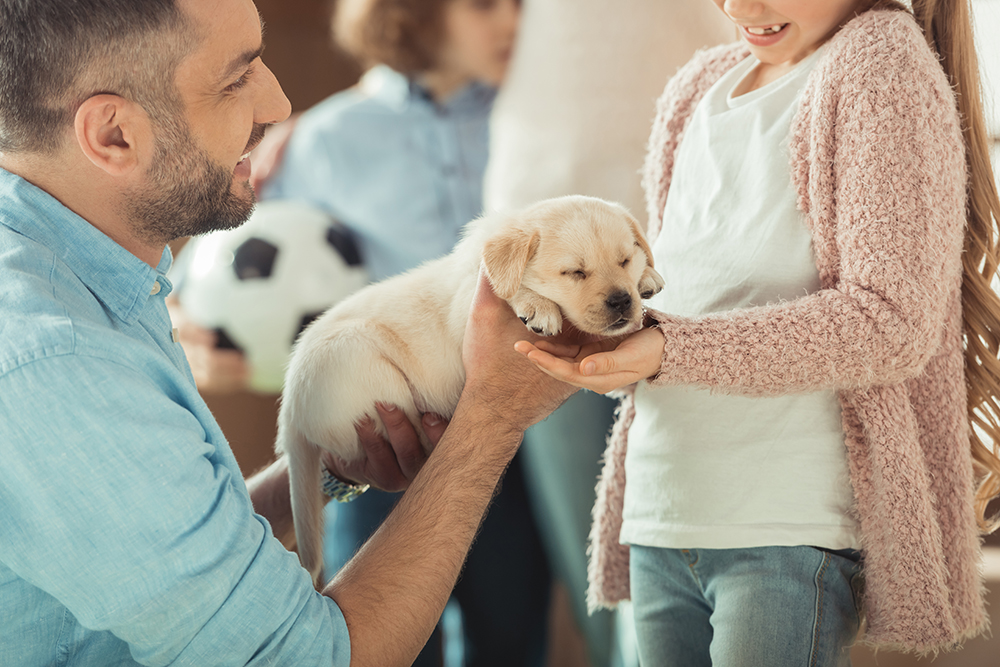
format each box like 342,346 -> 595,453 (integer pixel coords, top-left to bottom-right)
514,325 -> 666,395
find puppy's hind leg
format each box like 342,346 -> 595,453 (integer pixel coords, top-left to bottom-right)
283,427 -> 327,588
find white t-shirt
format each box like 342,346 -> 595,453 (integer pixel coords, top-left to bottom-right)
621,48 -> 861,551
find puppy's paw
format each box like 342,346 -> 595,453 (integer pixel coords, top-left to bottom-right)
511,292 -> 563,336
639,267 -> 665,300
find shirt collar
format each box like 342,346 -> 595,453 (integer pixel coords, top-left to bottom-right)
0,167 -> 172,324
359,65 -> 496,115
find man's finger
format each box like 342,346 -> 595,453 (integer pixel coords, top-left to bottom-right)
375,403 -> 427,481
422,412 -> 448,445
355,413 -> 407,491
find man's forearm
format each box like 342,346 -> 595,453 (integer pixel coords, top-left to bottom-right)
322,394 -> 522,667
246,456 -> 296,547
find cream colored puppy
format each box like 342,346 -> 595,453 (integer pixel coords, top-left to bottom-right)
276,195 -> 664,583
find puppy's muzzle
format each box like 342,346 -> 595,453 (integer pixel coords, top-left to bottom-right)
605,290 -> 633,317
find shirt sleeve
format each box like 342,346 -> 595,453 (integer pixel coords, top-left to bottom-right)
0,354 -> 351,667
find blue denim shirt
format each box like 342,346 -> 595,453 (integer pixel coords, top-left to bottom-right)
262,66 -> 495,280
0,168 -> 350,666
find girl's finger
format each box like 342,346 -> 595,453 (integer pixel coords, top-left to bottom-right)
527,338 -> 583,358
523,348 -> 589,383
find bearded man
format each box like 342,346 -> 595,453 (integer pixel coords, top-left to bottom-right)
0,1 -> 575,665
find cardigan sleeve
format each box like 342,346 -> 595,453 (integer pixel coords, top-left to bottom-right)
645,13 -> 967,396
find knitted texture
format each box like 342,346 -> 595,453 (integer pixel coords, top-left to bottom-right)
587,9 -> 987,654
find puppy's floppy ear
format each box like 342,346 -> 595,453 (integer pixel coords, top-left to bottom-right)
627,216 -> 656,269
482,226 -> 540,300
627,214 -> 665,299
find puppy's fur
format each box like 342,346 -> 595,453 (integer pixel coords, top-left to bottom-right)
276,195 -> 664,583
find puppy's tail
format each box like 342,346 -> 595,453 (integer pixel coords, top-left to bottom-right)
281,424 -> 326,588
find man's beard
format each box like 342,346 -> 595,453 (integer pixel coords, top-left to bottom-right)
126,118 -> 265,245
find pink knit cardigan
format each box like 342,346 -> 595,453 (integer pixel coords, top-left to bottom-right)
587,9 -> 988,653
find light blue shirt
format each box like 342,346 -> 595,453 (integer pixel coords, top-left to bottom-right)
262,66 -> 495,280
0,167 -> 351,666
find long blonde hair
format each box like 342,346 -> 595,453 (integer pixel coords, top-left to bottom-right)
871,0 -> 1000,531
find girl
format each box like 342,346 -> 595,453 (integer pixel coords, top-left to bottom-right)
518,0 -> 1000,663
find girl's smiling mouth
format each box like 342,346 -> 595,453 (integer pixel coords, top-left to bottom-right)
740,23 -> 789,45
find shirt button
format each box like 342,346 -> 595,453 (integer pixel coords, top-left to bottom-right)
150,281 -> 161,295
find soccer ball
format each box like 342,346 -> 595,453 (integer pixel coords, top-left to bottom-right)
174,200 -> 369,393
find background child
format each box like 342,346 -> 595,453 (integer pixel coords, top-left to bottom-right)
518,0 -> 1000,663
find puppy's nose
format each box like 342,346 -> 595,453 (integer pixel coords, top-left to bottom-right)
605,291 -> 632,315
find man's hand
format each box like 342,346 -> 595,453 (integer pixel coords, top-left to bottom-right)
514,322 -> 666,395
247,404 -> 447,545
324,404 -> 448,493
460,269 -> 581,438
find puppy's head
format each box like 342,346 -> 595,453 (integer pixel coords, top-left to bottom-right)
481,195 -> 664,336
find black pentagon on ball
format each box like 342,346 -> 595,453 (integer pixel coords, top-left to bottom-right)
212,327 -> 245,354
232,237 -> 278,280
325,225 -> 363,267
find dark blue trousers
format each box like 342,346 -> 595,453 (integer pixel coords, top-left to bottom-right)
323,451 -> 551,667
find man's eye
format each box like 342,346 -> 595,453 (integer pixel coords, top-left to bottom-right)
225,65 -> 255,93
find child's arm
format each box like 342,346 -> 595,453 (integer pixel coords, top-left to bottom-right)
631,30 -> 967,398
523,26 -> 967,398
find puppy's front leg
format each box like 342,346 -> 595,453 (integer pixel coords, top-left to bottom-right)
639,266 -> 665,300
509,287 -> 563,336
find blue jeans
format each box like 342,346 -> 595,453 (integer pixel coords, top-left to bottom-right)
629,545 -> 863,667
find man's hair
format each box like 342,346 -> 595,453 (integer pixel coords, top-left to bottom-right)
333,0 -> 450,75
0,0 -> 193,154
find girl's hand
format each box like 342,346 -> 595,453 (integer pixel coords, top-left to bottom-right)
514,325 -> 666,395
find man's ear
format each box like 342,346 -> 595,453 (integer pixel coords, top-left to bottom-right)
74,94 -> 150,176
